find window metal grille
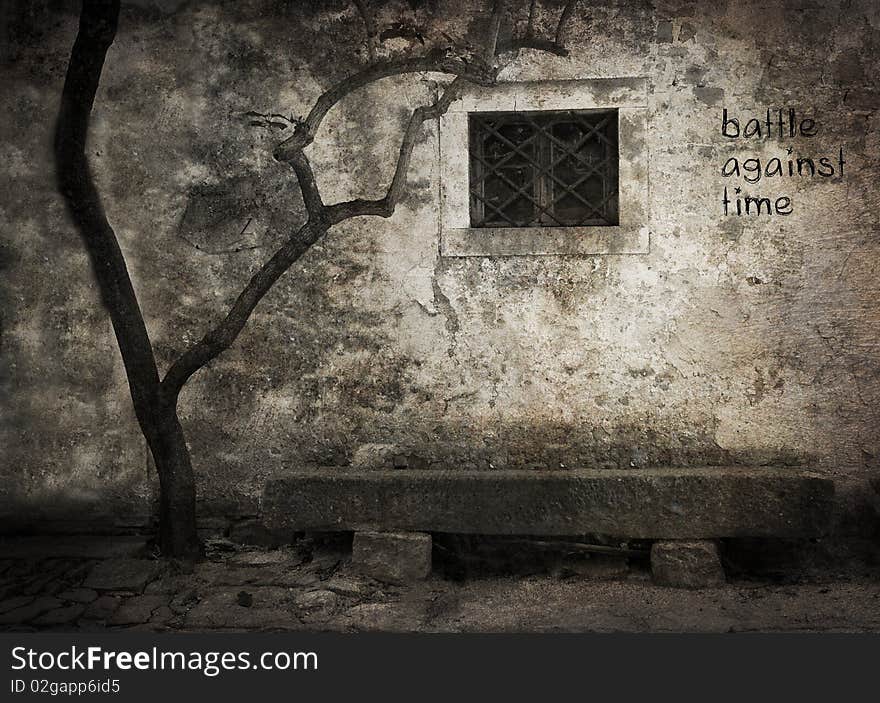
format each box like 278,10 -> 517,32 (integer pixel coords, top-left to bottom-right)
468,109 -> 619,228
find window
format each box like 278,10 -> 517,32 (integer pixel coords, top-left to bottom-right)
469,110 -> 619,228
438,78 -> 649,257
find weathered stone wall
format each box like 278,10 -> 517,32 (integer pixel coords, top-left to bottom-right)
1,0 -> 878,535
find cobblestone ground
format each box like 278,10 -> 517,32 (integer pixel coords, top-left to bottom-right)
1,537 -> 880,632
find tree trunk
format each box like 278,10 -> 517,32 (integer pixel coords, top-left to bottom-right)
56,0 -> 202,560
148,412 -> 201,560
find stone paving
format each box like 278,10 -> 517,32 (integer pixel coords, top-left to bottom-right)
1,537 -> 880,632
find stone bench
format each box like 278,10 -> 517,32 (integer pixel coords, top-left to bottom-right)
262,467 -> 834,587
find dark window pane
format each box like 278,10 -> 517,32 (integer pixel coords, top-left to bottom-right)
482,163 -> 535,226
469,109 -> 619,228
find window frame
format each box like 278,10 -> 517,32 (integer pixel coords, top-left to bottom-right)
438,78 -> 650,257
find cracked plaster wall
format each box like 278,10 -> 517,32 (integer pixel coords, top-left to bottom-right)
1,0 -> 878,534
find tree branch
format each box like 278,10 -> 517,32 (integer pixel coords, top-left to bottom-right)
325,77 -> 465,224
486,0 -> 505,60
160,219 -> 327,400
274,50 -> 495,161
353,0 -> 379,61
286,149 -> 325,221
55,0 -> 164,426
526,0 -> 538,37
555,0 -> 578,46
497,36 -> 568,56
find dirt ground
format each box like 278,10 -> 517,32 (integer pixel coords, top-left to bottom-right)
1,536 -> 879,633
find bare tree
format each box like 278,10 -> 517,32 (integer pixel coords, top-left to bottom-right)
54,0 -> 578,558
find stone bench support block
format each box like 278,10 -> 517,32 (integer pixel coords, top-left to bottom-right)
651,540 -> 725,588
353,531 -> 432,583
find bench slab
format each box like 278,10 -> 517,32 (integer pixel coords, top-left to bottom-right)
262,467 -> 834,539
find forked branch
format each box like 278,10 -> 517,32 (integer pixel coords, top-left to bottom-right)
274,50 -> 496,160
163,0 -> 580,400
